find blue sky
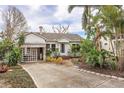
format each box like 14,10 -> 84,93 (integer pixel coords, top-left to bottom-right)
0,5 -> 86,37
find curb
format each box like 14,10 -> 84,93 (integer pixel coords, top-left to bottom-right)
20,64 -> 38,88
74,66 -> 124,81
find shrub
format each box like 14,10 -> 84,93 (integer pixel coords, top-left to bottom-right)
5,47 -> 21,66
46,49 -> 52,57
0,39 -> 13,60
52,58 -> 57,62
79,39 -> 117,70
46,56 -> 52,62
69,44 -> 81,57
55,57 -> 63,64
108,61 -> 117,70
84,46 -> 117,69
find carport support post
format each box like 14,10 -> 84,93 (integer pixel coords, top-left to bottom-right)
43,47 -> 46,61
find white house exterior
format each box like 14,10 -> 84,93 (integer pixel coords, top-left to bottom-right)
100,35 -> 124,54
21,32 -> 81,62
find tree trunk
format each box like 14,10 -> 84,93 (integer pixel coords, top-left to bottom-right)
110,38 -> 115,56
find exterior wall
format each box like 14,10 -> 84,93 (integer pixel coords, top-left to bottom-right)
25,34 -> 46,44
22,33 -> 46,62
46,41 -> 80,56
58,43 -> 70,56
100,37 -> 124,53
100,37 -> 112,52
23,33 -> 81,62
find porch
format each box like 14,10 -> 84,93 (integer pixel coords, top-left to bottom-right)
21,44 -> 46,62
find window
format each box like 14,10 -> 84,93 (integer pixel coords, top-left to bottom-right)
46,44 -> 50,50
27,48 -> 30,54
72,44 -> 80,51
61,44 -> 65,53
104,43 -> 108,45
51,44 -> 56,51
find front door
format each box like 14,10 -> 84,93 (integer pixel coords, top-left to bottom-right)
37,48 -> 43,60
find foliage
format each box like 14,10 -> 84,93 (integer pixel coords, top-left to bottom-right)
46,49 -> 52,57
80,39 -> 116,70
86,48 -> 104,67
0,39 -> 13,60
5,47 -> 21,66
18,32 -> 25,47
46,56 -> 52,62
46,48 -> 60,57
46,56 -> 63,64
1,6 -> 28,41
68,5 -> 121,70
55,57 -> 63,64
80,39 -> 94,57
52,48 -> 60,57
108,60 -> 117,70
69,44 -> 80,57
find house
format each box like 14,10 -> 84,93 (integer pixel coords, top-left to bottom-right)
21,31 -> 82,62
100,34 -> 124,54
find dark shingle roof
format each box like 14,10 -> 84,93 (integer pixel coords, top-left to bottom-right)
25,32 -> 82,42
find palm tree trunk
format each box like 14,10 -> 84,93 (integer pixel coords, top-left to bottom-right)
110,38 -> 115,56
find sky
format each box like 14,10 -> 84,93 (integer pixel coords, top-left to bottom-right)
0,5 -> 86,37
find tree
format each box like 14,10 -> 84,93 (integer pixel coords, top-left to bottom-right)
1,6 -> 28,41
68,5 -> 91,31
0,39 -> 14,60
52,25 -> 70,33
68,5 -> 123,53
99,6 -> 124,55
68,5 -> 102,50
17,32 -> 25,47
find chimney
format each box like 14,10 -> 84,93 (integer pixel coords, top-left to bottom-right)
39,26 -> 43,34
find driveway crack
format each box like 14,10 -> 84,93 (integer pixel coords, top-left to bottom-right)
93,78 -> 112,88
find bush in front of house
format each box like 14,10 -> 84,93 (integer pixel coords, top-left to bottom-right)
0,39 -> 14,60
46,56 -> 51,62
5,47 -> 21,66
55,57 -> 63,64
46,49 -> 52,57
80,39 -> 117,70
46,56 -> 63,64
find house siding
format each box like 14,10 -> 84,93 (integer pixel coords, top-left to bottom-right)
22,33 -> 81,62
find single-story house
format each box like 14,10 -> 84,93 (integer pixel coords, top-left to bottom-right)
21,32 -> 82,62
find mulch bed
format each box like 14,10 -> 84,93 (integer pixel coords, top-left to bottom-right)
78,62 -> 124,78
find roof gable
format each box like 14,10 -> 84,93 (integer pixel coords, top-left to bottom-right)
25,33 -> 46,44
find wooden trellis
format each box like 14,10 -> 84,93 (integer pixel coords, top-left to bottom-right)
118,48 -> 124,57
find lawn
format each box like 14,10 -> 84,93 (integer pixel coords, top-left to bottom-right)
0,65 -> 37,88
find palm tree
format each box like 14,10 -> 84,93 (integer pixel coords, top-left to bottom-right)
68,5 -> 92,31
100,6 -> 124,55
68,5 -> 102,50
68,5 -> 123,54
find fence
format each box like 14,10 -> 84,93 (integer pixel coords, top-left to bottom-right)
118,49 -> 124,57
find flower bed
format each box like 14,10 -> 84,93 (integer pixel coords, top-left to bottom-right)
79,62 -> 124,78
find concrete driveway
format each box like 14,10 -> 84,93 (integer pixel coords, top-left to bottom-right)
21,63 -> 124,88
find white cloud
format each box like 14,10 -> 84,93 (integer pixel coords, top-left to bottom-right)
0,8 -> 3,24
29,5 -> 41,11
54,5 -> 83,23
0,5 -> 85,37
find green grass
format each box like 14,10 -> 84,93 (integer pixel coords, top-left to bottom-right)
0,65 -> 37,88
